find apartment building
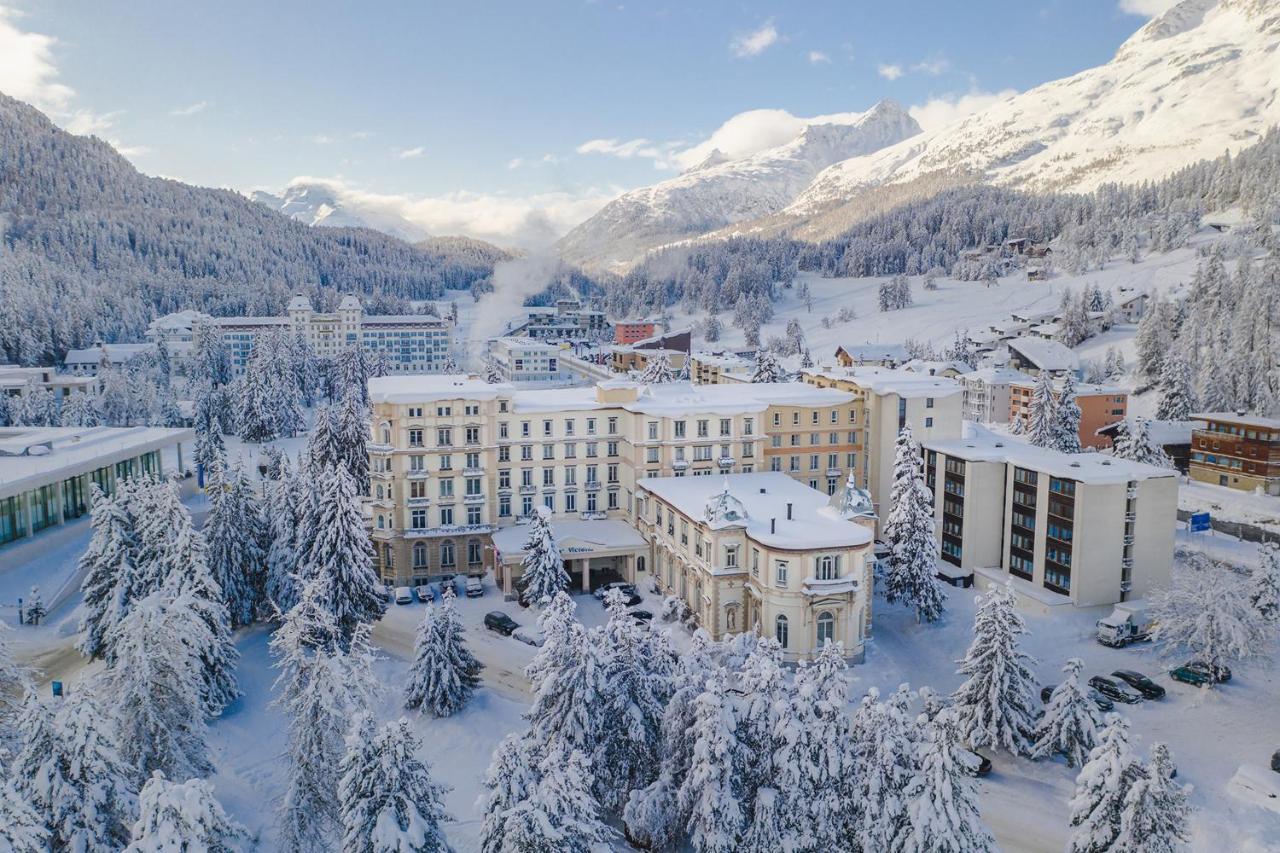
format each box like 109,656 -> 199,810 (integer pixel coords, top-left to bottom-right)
689,351 -> 753,385
922,428 -> 1177,609
1005,337 -> 1079,377
833,343 -> 910,369
487,337 -> 568,385
961,366 -> 1032,424
636,472 -> 875,662
365,376 -> 858,587
1,366 -> 95,400
62,344 -> 162,376
802,366 -> 965,531
614,319 -> 659,345
1188,412 -> 1280,495
514,298 -> 609,342
148,295 -> 452,376
1,426 -> 192,548
1009,379 -> 1128,449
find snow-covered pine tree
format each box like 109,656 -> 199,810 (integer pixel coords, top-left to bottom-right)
1032,657 -> 1102,767
501,740 -> 612,853
23,587 -> 45,626
741,787 -> 787,853
403,588 -> 483,717
1112,742 -> 1189,853
237,344 -> 278,443
901,707 -> 996,853
0,621 -> 33,763
125,772 -> 247,853
1055,373 -> 1083,453
0,781 -> 48,853
12,686 -> 135,852
301,462 -> 385,644
336,391 -> 371,494
750,348 -> 784,383
1150,551 -> 1270,683
638,352 -> 675,384
205,460 -> 267,629
623,629 -> 716,850
481,354 -> 503,383
338,716 -> 451,853
522,593 -> 607,760
477,733 -> 537,853
59,391 -> 99,427
1248,543 -> 1280,623
1155,354 -> 1195,421
1135,295 -> 1173,380
951,582 -> 1040,756
884,476 -> 947,623
518,506 -> 568,606
678,677 -> 746,853
77,485 -> 142,656
1067,714 -> 1143,853
593,589 -> 675,811
847,687 -> 915,851
1112,418 -> 1172,467
106,586 -> 214,781
735,637 -> 789,801
1026,371 -> 1060,450
336,344 -> 372,407
265,458 -> 303,617
306,404 -> 342,474
882,422 -> 920,545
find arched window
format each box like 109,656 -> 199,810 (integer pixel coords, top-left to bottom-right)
376,515 -> 385,529
376,484 -> 384,499
775,614 -> 789,649
380,423 -> 392,445
413,542 -> 428,569
440,540 -> 456,568
817,610 -> 835,647
819,555 -> 837,580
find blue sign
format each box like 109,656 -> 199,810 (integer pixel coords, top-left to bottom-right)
1189,512 -> 1211,532
51,681 -> 63,698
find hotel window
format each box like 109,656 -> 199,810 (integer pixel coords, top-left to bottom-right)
744,418 -> 754,435
725,546 -> 738,568
465,427 -> 480,445
440,541 -> 456,567
646,447 -> 660,463
697,420 -> 709,438
543,444 -> 555,460
521,496 -> 533,516
439,479 -> 455,498
439,454 -> 453,471
409,429 -> 424,447
543,494 -> 555,512
565,492 -> 577,512
608,417 -> 618,435
411,509 -> 426,528
498,446 -> 510,462
465,404 -> 479,416
773,412 -> 781,427
587,492 -> 598,512
817,611 -> 834,647
775,615 -> 789,649
521,445 -> 533,461
564,419 -> 575,436
648,421 -> 659,440
499,496 -> 511,517
720,418 -> 732,436
543,420 -> 553,436
499,422 -> 509,439
439,507 -> 454,526
466,477 -> 482,496
587,418 -> 597,435
751,548 -> 760,576
586,442 -> 598,458
413,542 -> 427,568
775,560 -> 788,588
409,455 -> 425,471
468,539 -> 483,565
543,469 -> 555,487
467,506 -> 482,525
564,468 -> 577,486
437,428 -> 452,447
436,405 -> 452,417
410,480 -> 427,499
408,407 -> 423,418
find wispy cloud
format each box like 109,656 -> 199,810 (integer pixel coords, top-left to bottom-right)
576,137 -> 661,159
1118,0 -> 1178,16
395,145 -> 426,160
911,56 -> 950,76
807,50 -> 830,65
311,133 -> 336,145
908,87 -> 1016,132
169,100 -> 207,116
351,130 -> 374,140
730,21 -> 779,58
877,63 -> 903,81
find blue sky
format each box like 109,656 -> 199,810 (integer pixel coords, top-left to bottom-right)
0,0 -> 1174,244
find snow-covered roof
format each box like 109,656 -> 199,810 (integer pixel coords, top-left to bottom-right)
964,366 -> 1033,386
1009,377 -> 1128,396
286,295 -> 313,311
803,366 -> 964,400
638,472 -> 873,551
1006,337 -> 1080,372
63,343 -> 157,366
692,351 -> 752,369
901,359 -> 973,376
369,375 -> 514,404
1190,412 -> 1280,430
923,424 -> 1176,485
835,342 -> 910,363
1095,419 -> 1199,445
0,426 -> 194,499
363,315 -> 448,326
338,295 -> 363,311
490,518 -> 646,559
492,336 -> 561,351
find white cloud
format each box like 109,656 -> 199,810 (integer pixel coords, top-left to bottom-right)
1118,0 -> 1179,16
908,88 -> 1016,132
311,133 -> 336,145
910,56 -> 950,76
351,130 -> 374,140
507,157 -> 525,170
877,63 -> 903,81
170,100 -> 207,116
0,7 -> 147,157
730,21 -> 779,58
576,137 -> 663,161
807,50 -> 830,65
668,105 -> 890,172
395,145 -> 426,159
271,175 -> 619,250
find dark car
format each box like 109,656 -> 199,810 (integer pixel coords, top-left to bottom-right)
1111,670 -> 1166,700
1089,675 -> 1141,704
1169,665 -> 1211,687
958,749 -> 992,777
1041,683 -> 1114,712
1184,660 -> 1232,683
484,611 -> 520,636
629,609 -> 654,622
1271,749 -> 1280,774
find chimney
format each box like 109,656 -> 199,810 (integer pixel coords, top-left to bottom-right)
786,503 -> 793,520
770,518 -> 776,534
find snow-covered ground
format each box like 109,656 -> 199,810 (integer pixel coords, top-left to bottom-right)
1179,479 -> 1280,535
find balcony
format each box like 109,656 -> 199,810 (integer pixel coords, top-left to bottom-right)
1124,512 -> 1136,523
464,467 -> 485,478
672,459 -> 689,470
718,457 -> 735,467
580,510 -> 608,521
518,484 -> 537,495
406,470 -> 429,480
407,497 -> 431,507
1122,535 -> 1135,546
826,468 -> 843,478
463,494 -> 486,505
1126,486 -> 1138,499
403,523 -> 497,538
367,443 -> 394,454
371,469 -> 393,481
584,481 -> 601,492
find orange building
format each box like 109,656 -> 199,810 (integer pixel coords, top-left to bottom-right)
614,320 -> 658,345
1009,380 -> 1128,449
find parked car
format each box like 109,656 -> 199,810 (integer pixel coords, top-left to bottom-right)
394,586 -> 413,605
484,611 -> 519,636
1271,749 -> 1280,774
1169,665 -> 1212,687
1111,670 -> 1166,700
436,577 -> 457,598
413,584 -> 433,603
630,609 -> 654,622
957,749 -> 992,777
465,575 -> 484,598
594,581 -> 636,601
1184,660 -> 1232,683
1088,676 -> 1141,704
1040,684 -> 1114,712
513,627 -> 544,647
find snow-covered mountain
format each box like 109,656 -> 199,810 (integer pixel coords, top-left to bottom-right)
775,0 -> 1280,239
252,181 -> 429,242
556,100 -> 921,271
